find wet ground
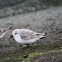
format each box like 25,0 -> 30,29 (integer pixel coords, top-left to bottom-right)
0,6 -> 62,62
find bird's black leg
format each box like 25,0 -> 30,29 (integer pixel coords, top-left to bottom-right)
21,44 -> 27,47
26,44 -> 30,46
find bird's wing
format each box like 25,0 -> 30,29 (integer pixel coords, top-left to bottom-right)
20,29 -> 38,40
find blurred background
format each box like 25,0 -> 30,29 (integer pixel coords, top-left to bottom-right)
0,0 -> 62,17
0,0 -> 62,62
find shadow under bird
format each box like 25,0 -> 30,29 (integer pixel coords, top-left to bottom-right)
10,29 -> 46,46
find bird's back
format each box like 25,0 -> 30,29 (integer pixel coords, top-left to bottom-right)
18,29 -> 45,40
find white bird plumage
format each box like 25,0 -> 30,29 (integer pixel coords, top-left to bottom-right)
12,29 -> 45,45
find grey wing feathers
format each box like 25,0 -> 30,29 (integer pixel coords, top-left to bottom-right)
0,28 -> 8,32
20,30 -> 37,40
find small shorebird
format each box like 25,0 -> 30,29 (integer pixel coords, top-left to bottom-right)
0,27 -> 12,38
10,29 -> 46,46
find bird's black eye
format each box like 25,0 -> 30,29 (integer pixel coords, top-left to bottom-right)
14,33 -> 17,35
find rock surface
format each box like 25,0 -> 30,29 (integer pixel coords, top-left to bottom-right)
0,6 -> 62,62
0,0 -> 62,17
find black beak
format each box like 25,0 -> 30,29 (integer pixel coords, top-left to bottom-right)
9,35 -> 13,39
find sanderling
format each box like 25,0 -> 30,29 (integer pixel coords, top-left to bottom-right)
10,29 -> 46,46
0,27 -> 12,38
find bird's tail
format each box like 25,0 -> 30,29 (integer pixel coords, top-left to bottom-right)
8,27 -> 12,30
36,32 -> 46,38
3,27 -> 12,32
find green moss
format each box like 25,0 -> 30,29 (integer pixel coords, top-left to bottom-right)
0,41 -> 62,62
0,56 -> 24,62
24,49 -> 62,62
0,49 -> 62,62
